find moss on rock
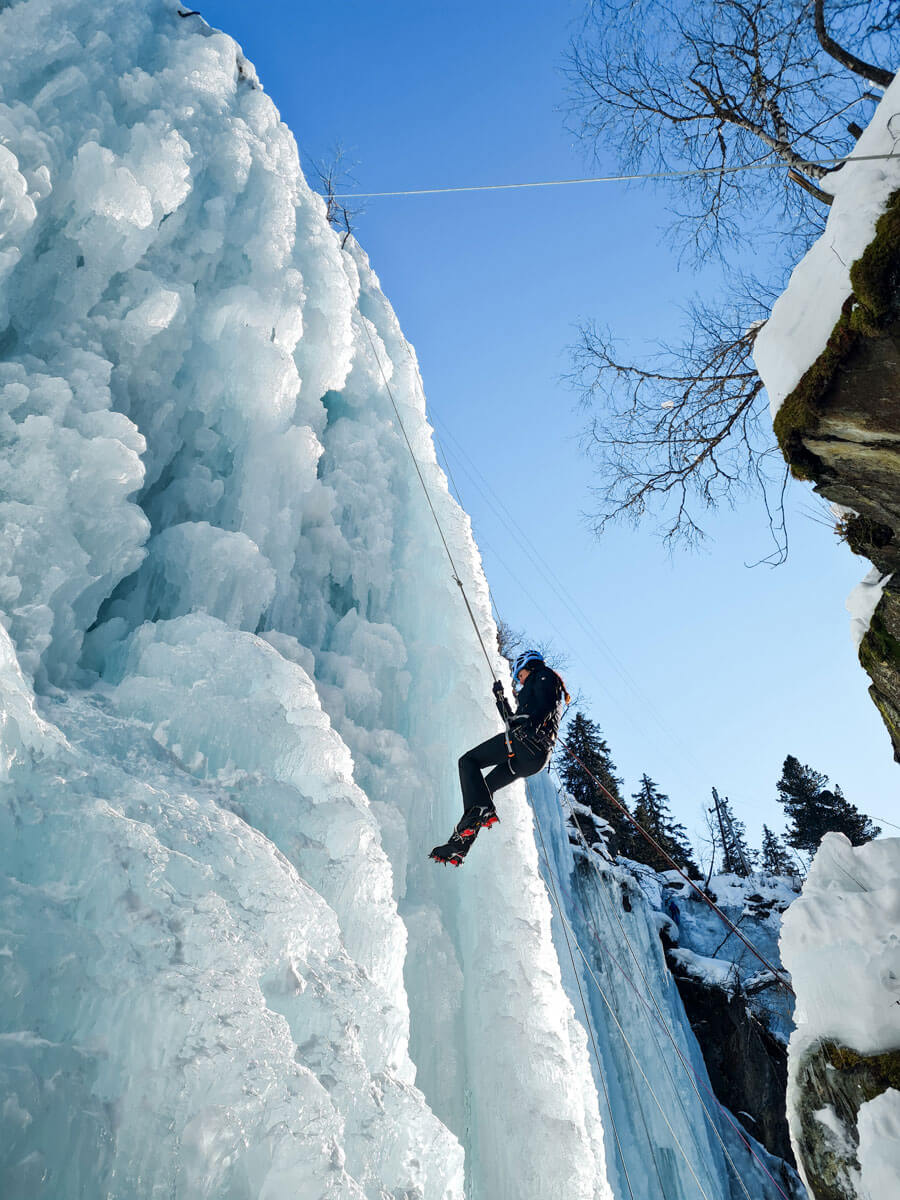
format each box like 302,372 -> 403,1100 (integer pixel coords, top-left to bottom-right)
773,189 -> 900,479
793,1039 -> 900,1200
772,297 -> 858,480
848,188 -> 900,332
771,190 -> 900,762
820,1041 -> 900,1092
859,609 -> 900,675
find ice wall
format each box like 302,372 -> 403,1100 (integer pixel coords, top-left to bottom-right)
0,1 -> 609,1196
528,775 -> 805,1200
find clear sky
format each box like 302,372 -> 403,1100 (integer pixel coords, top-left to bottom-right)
205,0 -> 899,858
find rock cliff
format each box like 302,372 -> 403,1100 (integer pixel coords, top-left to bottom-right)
773,190 -> 900,759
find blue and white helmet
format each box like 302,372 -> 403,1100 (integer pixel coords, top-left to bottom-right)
512,649 -> 544,680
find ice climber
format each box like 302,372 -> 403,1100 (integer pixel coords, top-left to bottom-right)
430,650 -> 570,866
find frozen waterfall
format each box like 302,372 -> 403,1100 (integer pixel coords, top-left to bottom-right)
0,2 -> 801,1198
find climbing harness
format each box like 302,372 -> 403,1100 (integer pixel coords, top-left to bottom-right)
423,404 -> 707,775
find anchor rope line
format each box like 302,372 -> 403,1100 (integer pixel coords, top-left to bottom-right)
528,786 -> 715,1200
379,320 -> 787,1195
359,312 -> 499,684
382,315 -> 794,990
561,785 -> 792,1200
529,786 -> 700,1200
333,152 -> 899,200
578,865 -> 720,1200
590,901 -> 791,1200
563,802 -> 754,1200
532,803 -> 639,1200
557,741 -> 795,995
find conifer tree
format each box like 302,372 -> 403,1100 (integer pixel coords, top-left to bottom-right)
760,824 -> 794,876
776,755 -> 880,853
629,773 -> 699,876
558,712 -> 633,855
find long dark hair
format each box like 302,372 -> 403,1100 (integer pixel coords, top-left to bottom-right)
527,660 -> 571,707
545,664 -> 571,706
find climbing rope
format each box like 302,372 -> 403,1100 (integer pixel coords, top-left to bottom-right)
373,322 -> 714,1194
358,310 -> 500,685
556,741 -> 795,994
364,314 -> 801,1197
334,152 -> 899,200
528,789 -> 716,1200
559,782 -> 794,1200
370,310 -> 793,991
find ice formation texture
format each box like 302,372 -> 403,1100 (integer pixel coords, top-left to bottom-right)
0,2 -> 826,1198
0,1 -> 610,1197
537,778 -> 805,1200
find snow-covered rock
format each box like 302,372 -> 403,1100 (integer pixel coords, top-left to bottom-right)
753,75 -> 900,417
753,71 -> 900,764
781,833 -> 900,1199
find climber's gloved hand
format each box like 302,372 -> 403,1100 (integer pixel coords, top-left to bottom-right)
492,680 -> 505,700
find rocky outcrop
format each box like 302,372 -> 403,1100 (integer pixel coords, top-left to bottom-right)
667,959 -> 795,1164
773,190 -> 900,759
791,1041 -> 900,1200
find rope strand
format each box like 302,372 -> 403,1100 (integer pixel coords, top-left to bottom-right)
529,789 -> 715,1200
335,151 -> 899,199
559,740 -> 795,995
367,304 -> 794,1195
560,783 -> 793,1200
359,311 -> 499,683
383,313 -> 792,989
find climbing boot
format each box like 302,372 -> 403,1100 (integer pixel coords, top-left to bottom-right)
429,831 -> 471,867
457,802 -> 499,839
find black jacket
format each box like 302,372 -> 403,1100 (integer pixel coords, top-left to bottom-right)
497,666 -> 565,754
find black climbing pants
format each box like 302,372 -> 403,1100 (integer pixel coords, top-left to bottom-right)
458,731 -> 550,815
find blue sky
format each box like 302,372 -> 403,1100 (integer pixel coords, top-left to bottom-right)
205,0 -> 899,857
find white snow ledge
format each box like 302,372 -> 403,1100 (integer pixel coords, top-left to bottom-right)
753,74 -> 900,417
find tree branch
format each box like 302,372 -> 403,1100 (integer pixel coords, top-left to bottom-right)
814,0 -> 895,87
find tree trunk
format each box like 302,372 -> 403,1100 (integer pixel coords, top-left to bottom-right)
788,168 -> 834,206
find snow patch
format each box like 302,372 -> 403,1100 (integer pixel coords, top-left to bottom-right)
857,1089 -> 900,1200
847,567 -> 893,647
781,833 -> 900,1057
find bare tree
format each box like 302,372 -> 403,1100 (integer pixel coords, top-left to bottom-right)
308,146 -> 364,249
567,0 -> 893,257
571,277 -> 794,553
496,618 -> 524,662
566,0 -> 895,550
